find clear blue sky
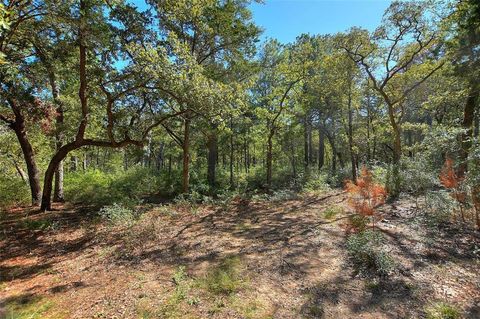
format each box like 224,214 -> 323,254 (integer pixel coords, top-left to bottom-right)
129,0 -> 393,43
250,0 -> 393,43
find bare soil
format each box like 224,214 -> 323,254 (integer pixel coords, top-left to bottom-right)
1,190 -> 479,318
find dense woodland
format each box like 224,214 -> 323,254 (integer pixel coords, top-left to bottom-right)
0,0 -> 479,215
1,0 -> 480,318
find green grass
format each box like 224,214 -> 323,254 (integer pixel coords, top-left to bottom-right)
426,302 -> 461,319
200,256 -> 245,295
322,206 -> 344,220
20,219 -> 57,231
3,295 -> 58,319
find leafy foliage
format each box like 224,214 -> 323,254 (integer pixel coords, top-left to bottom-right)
346,230 -> 395,277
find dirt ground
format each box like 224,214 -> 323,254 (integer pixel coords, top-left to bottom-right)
1,190 -> 479,318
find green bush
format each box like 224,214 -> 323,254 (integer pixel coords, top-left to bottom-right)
346,230 -> 395,277
64,167 -> 165,206
424,190 -> 456,227
303,172 -> 331,193
0,175 -> 30,209
327,167 -> 351,188
98,203 -> 137,226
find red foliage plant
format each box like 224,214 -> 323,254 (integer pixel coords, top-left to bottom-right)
439,158 -> 467,221
439,158 -> 462,189
345,167 -> 387,229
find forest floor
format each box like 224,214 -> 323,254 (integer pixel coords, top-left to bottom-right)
0,190 -> 479,319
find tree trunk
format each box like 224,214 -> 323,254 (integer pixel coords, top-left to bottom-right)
182,115 -> 190,193
207,131 -> 217,189
229,117 -> 234,189
11,157 -> 27,182
458,87 -> 479,178
51,74 -> 65,202
11,110 -> 42,206
387,104 -> 402,164
326,134 -> 336,173
347,89 -> 357,182
304,114 -> 309,169
41,142 -> 79,211
291,135 -> 297,178
53,160 -> 64,202
71,156 -> 78,171
318,127 -> 324,170
266,132 -> 273,187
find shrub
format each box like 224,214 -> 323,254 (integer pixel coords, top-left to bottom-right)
347,214 -> 368,233
346,230 -> 395,277
64,167 -> 165,206
303,172 -> 331,193
323,206 -> 344,220
385,163 -> 401,198
0,175 -> 30,209
401,158 -> 437,200
345,167 -> 387,229
424,190 -> 457,227
267,189 -> 299,202
98,203 -> 137,226
439,158 -> 468,222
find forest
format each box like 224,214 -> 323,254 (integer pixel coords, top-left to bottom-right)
0,0 -> 479,318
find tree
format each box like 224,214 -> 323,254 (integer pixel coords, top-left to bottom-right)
342,2 -> 446,194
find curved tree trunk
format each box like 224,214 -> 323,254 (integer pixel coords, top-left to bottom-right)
13,120 -> 42,205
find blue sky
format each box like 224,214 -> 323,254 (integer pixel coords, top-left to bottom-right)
250,0 -> 393,43
130,0 -> 392,43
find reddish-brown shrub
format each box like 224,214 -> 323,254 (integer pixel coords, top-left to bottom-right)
345,167 -> 387,230
439,158 -> 467,222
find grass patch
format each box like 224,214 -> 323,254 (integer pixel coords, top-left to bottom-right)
323,206 -> 344,220
200,256 -> 246,295
3,295 -> 62,319
20,219 -> 58,231
426,302 -> 461,319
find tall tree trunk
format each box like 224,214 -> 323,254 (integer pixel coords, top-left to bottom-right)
318,127 -> 324,170
182,115 -> 190,193
304,114 -> 309,169
458,87 -> 479,178
291,135 -> 297,178
266,131 -> 273,187
347,88 -> 357,182
326,134 -> 336,173
387,104 -> 402,164
13,124 -> 42,205
8,102 -> 42,206
229,117 -> 234,189
51,74 -> 65,202
207,131 -> 217,189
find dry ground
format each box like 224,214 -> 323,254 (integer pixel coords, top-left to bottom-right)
0,190 -> 479,318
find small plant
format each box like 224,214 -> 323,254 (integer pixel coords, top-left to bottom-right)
425,191 -> 456,227
98,203 -> 137,226
425,302 -> 461,319
439,158 -> 467,222
345,167 -> 387,230
323,206 -> 344,220
201,256 -> 245,295
346,230 -> 395,277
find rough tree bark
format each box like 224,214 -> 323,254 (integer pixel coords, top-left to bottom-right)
1,99 -> 42,205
